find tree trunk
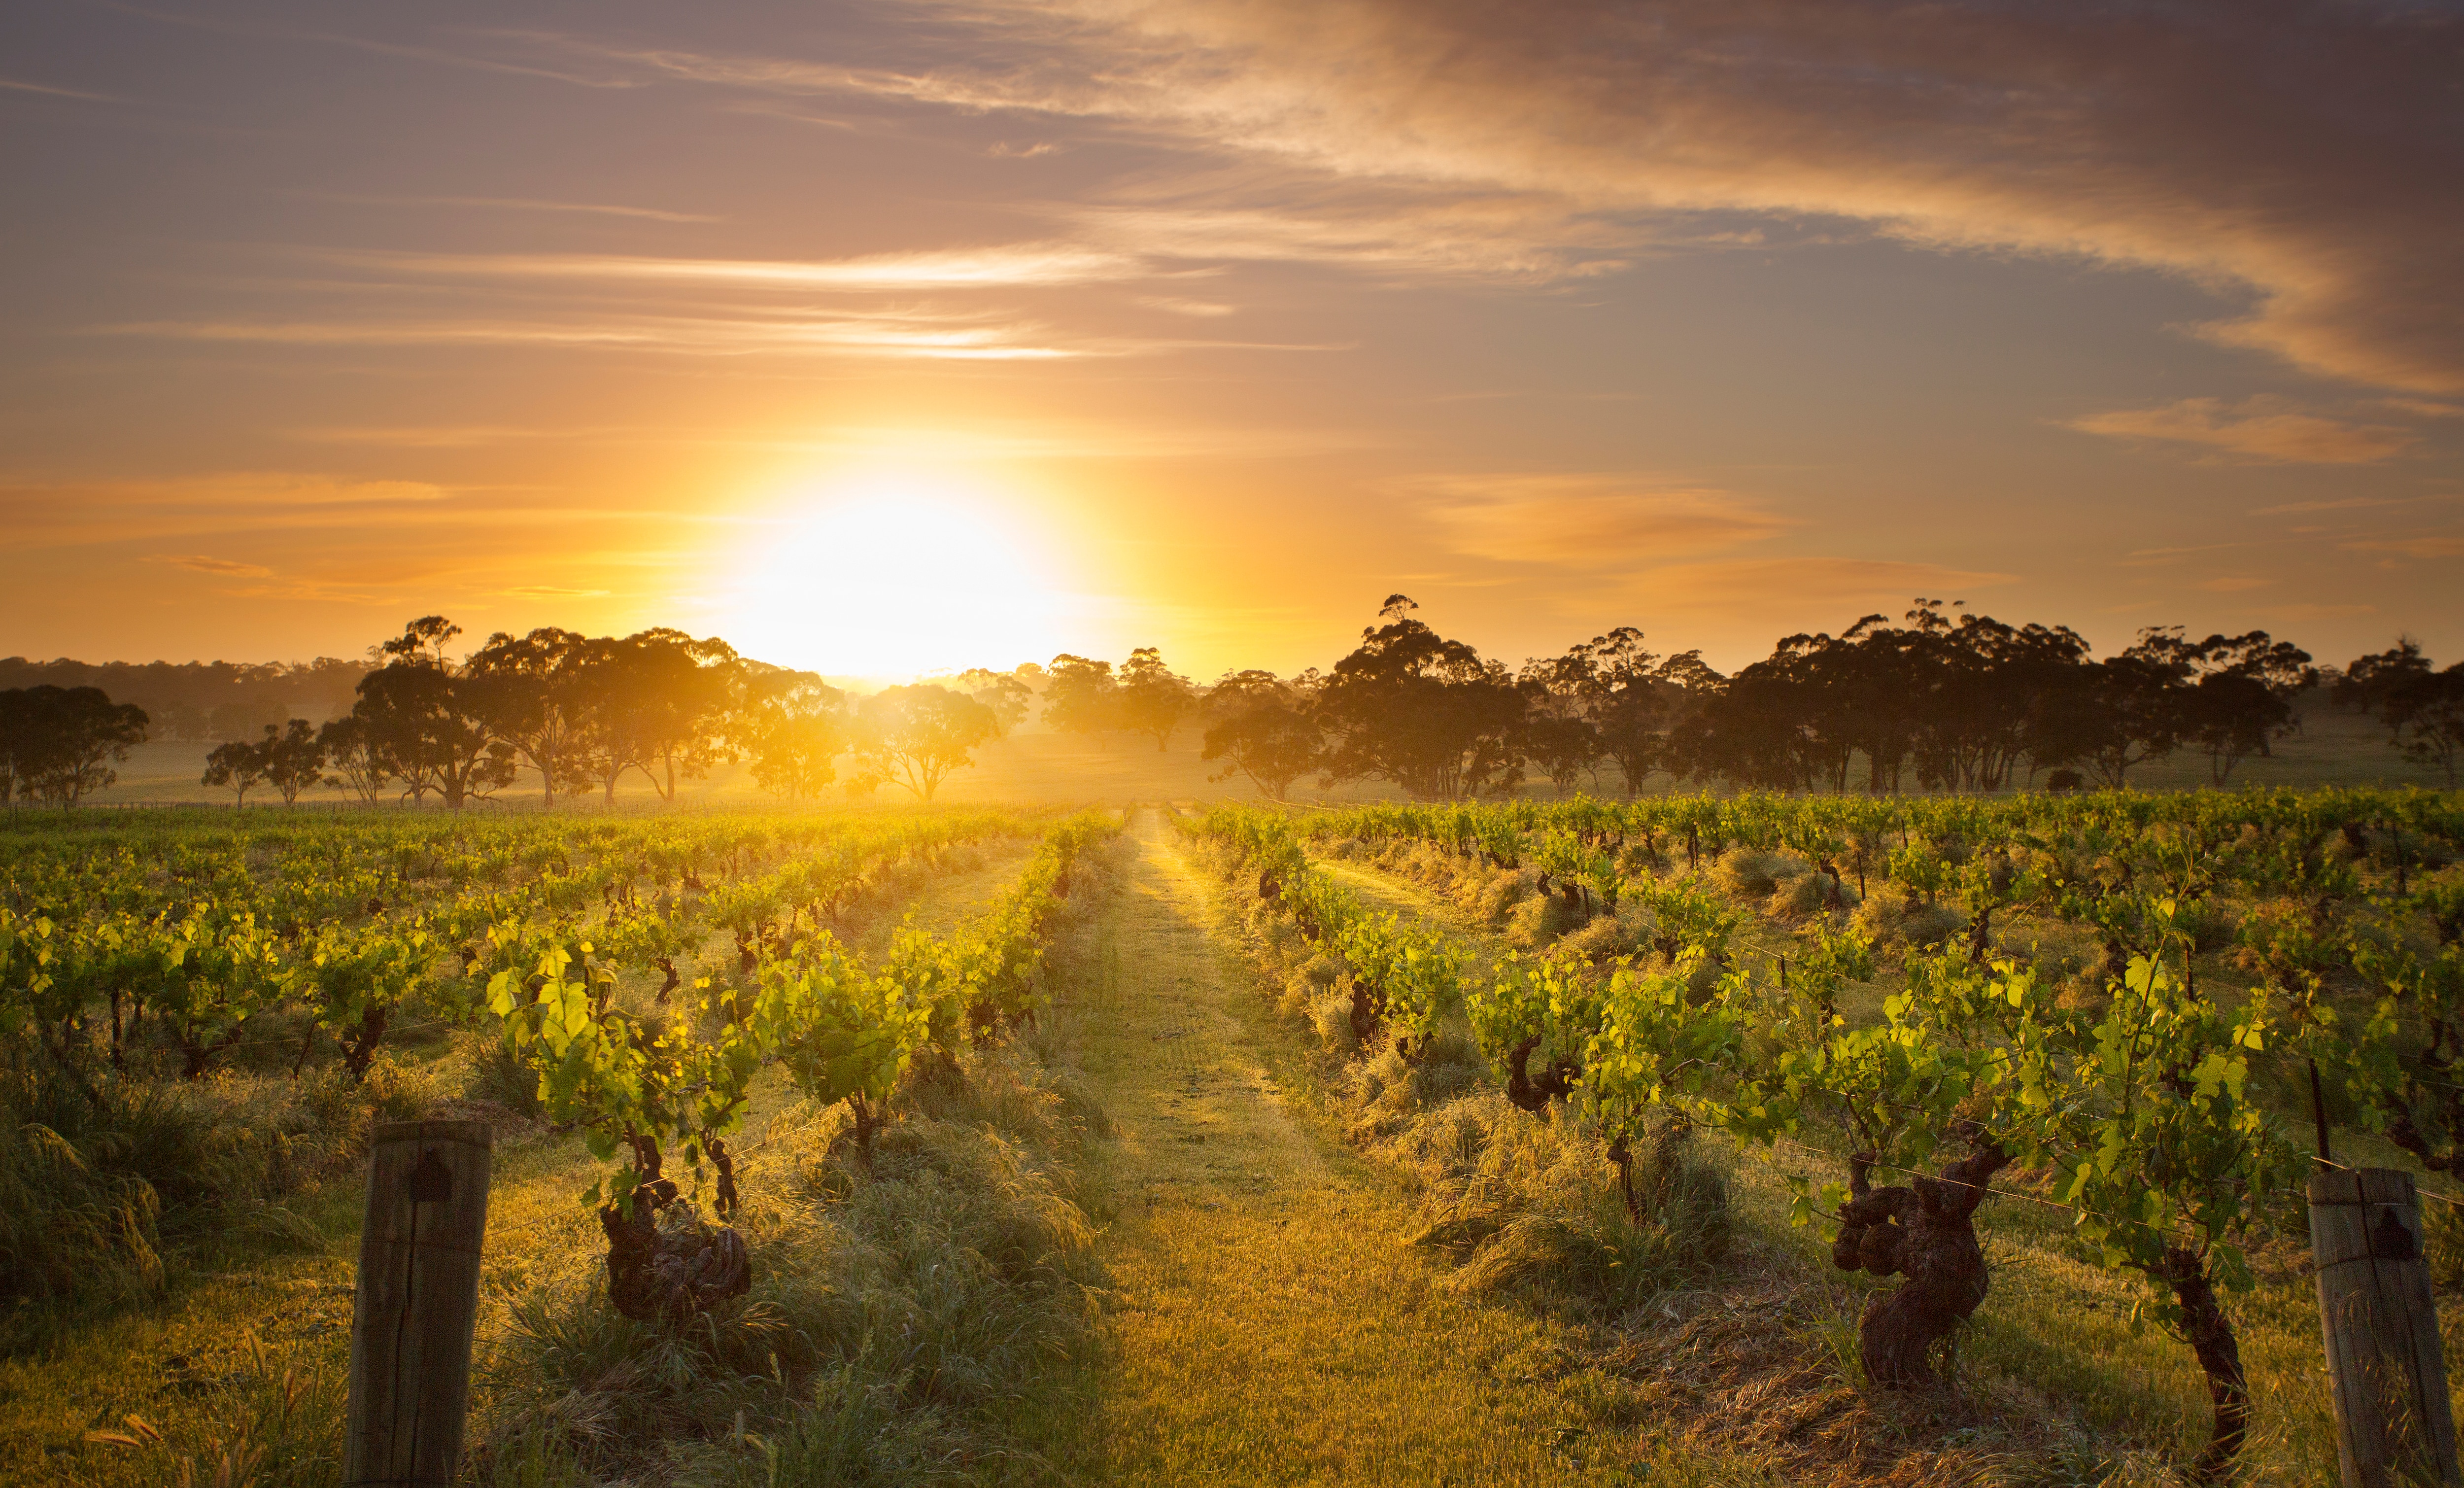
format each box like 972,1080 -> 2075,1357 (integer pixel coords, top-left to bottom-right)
1831,1136 -> 2010,1387
2151,1247 -> 2249,1484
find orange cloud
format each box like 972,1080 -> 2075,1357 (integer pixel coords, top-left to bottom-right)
2342,535 -> 2464,559
152,554 -> 274,577
630,0 -> 2460,392
1416,476 -> 1790,567
2067,398 -> 2415,464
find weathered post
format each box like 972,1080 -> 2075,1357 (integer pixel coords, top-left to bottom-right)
2310,1167 -> 2461,1488
345,1120 -> 492,1488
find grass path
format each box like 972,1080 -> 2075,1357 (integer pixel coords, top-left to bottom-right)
1039,810 -> 1637,1487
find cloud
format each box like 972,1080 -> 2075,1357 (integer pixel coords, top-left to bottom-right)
1630,556 -> 2017,612
1,473 -> 455,550
2120,543 -> 2241,568
1417,476 -> 1790,566
1137,296 -> 1235,317
2249,495 -> 2405,517
97,312 -> 1091,360
575,0 -> 2462,393
2342,535 -> 2464,559
2198,575 -> 2271,592
300,193 -> 721,222
334,244 -> 1138,289
2067,398 -> 2416,464
152,554 -> 273,577
502,585 -> 612,599
0,77 -> 126,104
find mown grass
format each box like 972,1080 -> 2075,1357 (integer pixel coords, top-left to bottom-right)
1004,809 -> 1785,1486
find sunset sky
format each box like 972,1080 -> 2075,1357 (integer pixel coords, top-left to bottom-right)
4,0 -> 2458,681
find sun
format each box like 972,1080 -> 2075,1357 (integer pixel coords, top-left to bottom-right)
721,471 -> 1077,679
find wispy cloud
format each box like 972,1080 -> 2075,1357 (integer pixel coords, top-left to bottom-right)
0,77 -> 126,104
94,311 -> 1090,360
2249,495 -> 2405,517
2342,535 -> 2464,559
2067,398 -> 2416,464
151,554 -> 272,577
298,192 -> 720,223
325,242 -> 1139,289
1414,475 -> 1789,567
543,0 -> 2463,393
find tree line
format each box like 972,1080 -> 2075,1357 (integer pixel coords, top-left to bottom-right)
0,654 -> 363,742
1196,594 -> 2464,800
195,617 -> 1039,808
4,596 -> 2460,806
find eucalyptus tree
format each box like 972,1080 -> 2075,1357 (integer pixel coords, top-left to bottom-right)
1200,670 -> 1322,800
1042,654 -> 1122,741
463,626 -> 591,806
742,664 -> 845,799
848,684 -> 998,801
0,685 -> 149,805
1119,646 -> 1197,751
1316,595 -> 1526,800
349,617 -> 515,808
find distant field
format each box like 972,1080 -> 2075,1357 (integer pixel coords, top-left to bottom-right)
53,696 -> 2442,812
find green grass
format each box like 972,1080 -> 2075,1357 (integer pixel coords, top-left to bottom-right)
1019,811 -> 1725,1485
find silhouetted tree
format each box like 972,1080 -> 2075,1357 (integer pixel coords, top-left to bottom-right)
951,667 -> 1034,735
350,619 -> 515,808
261,718 -> 328,805
1119,647 -> 1197,751
463,626 -> 590,806
743,665 -> 845,799
203,735 -> 270,806
1042,654 -> 1121,741
1318,596 -> 1525,800
2027,630 -> 2195,788
848,685 -> 998,801
0,686 -> 148,805
317,714 -> 393,804
2344,640 -> 2464,786
1201,670 -> 1323,800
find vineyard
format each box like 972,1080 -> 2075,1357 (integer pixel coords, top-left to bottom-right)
0,802 -> 1126,1486
1178,785 -> 2464,1484
9,785 -> 2464,1486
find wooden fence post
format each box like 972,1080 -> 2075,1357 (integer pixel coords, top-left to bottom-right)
345,1120 -> 492,1488
2310,1167 -> 2461,1488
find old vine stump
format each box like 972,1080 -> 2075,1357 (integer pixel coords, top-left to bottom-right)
1830,1138 -> 2009,1388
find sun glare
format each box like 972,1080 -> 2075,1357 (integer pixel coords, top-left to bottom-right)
723,473 -> 1076,679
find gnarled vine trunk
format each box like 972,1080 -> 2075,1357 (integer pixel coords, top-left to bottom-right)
1502,1035 -> 1576,1115
1830,1135 -> 2010,1387
2150,1246 -> 2248,1485
598,1137 -> 752,1323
